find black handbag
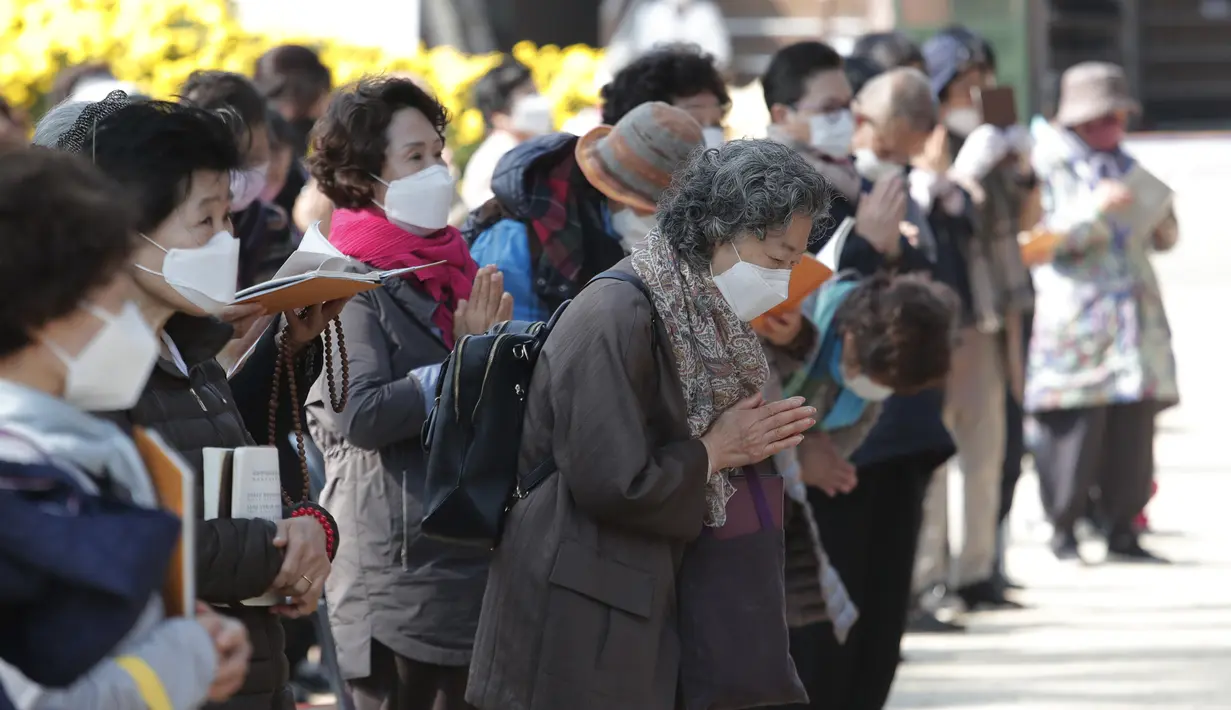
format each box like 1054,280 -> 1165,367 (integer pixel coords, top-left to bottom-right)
420,269 -> 658,549
420,309 -> 561,547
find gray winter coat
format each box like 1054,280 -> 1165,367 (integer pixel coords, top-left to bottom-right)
307,273 -> 489,680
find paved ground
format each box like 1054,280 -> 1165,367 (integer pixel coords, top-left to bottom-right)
887,134 -> 1231,710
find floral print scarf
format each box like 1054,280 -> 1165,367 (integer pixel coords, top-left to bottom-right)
631,228 -> 770,527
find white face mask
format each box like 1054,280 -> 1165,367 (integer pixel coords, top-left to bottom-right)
808,109 -> 855,158
611,208 -> 657,252
702,126 -> 726,149
846,373 -> 893,402
510,94 -> 554,136
135,231 -> 240,315
854,149 -> 906,183
373,165 -> 456,235
230,162 -> 269,212
944,107 -> 982,138
43,302 -> 159,411
711,244 -> 791,322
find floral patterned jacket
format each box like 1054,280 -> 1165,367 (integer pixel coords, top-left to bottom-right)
1025,144 -> 1179,413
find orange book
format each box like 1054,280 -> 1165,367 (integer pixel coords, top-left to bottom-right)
231,222 -> 443,312
131,427 -> 196,619
752,253 -> 833,332
1019,228 -> 1062,267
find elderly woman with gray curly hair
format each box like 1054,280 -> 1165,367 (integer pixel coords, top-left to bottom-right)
464,139 -> 828,710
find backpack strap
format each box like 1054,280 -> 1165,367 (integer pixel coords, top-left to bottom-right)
588,270 -> 660,359
514,269 -> 663,500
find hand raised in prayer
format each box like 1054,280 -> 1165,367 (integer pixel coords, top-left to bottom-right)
455,266 -> 514,336
701,395 -> 816,472
855,174 -> 907,259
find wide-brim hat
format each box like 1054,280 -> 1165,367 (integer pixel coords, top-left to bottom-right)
575,101 -> 703,214
1055,62 -> 1140,127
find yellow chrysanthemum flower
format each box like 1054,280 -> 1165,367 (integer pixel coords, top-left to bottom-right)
0,0 -> 606,166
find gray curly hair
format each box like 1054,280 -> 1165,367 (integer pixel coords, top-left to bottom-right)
657,139 -> 832,272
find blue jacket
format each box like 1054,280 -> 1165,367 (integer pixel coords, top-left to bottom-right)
0,456 -> 180,688
463,132 -> 625,322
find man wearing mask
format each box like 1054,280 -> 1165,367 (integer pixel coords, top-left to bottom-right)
803,67 -> 965,709
461,57 -> 555,210
464,101 -> 703,322
762,41 -> 918,274
909,29 -> 1036,613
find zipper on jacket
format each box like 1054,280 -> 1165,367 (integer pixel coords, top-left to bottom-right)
452,335 -> 468,420
472,334 -> 510,422
189,387 -> 207,412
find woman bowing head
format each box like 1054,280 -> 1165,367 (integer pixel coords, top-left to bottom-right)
467,139 -> 827,710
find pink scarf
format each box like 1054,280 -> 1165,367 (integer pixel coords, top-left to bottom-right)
330,207 -> 477,347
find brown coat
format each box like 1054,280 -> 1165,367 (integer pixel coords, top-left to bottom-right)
465,264 -> 709,710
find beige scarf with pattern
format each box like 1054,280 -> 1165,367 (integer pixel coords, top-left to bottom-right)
631,228 -> 770,527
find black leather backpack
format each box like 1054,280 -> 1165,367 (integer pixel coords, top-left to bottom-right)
420,270 -> 656,548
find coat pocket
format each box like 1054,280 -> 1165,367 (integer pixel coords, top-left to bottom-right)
538,540 -> 660,697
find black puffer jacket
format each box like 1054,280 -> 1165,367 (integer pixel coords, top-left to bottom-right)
105,314 -> 322,710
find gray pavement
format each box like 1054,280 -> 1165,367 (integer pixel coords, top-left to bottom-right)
887,134 -> 1231,710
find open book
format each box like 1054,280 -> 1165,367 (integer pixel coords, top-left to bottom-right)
232,222 -> 444,312
1111,164 -> 1175,244
203,446 -> 284,606
131,427 -> 196,619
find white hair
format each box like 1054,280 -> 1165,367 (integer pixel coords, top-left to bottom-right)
32,100 -> 88,148
855,67 -> 937,134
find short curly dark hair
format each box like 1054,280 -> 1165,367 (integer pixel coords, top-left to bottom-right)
308,76 -> 449,210
657,139 -> 831,273
834,271 -> 959,394
0,148 -> 137,358
601,44 -> 730,125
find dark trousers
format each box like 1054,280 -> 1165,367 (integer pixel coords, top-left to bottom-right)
788,457 -> 935,710
1033,402 -> 1157,537
349,641 -> 474,710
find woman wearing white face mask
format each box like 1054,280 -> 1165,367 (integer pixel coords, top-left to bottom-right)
0,148 -> 253,710
180,70 -> 303,291
304,76 -> 513,710
467,140 -> 821,710
35,94 -> 343,710
461,57 -> 555,211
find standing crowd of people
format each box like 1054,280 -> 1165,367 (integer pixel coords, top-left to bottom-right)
0,20 -> 1177,710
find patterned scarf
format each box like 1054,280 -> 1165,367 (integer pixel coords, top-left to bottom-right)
630,229 -> 770,527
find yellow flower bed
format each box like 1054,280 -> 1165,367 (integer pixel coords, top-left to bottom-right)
0,0 -> 606,160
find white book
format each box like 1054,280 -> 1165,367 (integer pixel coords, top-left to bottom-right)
201,446 -> 285,607
1114,164 -> 1175,245
231,447 -> 283,607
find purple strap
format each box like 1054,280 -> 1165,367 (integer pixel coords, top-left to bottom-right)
742,466 -> 773,531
